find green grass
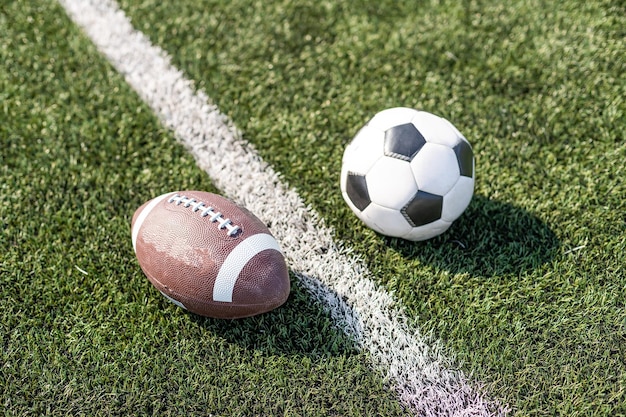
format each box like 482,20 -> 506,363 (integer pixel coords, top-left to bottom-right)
0,2 -> 406,416
2,0 -> 626,415
119,0 -> 626,414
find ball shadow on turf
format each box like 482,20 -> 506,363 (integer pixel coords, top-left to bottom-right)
185,275 -> 361,358
387,195 -> 560,277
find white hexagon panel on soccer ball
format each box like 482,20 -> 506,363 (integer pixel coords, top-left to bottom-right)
411,111 -> 462,148
342,124 -> 385,175
366,157 -> 418,210
367,107 -> 420,132
410,143 -> 460,196
443,118 -> 467,142
441,175 -> 474,222
403,219 -> 452,241
361,202 -> 414,237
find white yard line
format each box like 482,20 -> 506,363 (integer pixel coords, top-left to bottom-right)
58,1 -> 507,415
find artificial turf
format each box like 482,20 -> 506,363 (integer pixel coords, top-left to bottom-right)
118,0 -> 626,415
1,0 -> 625,415
0,1 -> 407,415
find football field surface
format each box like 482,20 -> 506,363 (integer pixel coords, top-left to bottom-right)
1,0 -> 625,416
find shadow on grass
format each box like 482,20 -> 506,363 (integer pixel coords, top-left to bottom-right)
387,195 -> 560,276
186,277 -> 359,358
171,196 -> 559,356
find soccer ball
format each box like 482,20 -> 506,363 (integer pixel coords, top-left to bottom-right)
340,107 -> 474,241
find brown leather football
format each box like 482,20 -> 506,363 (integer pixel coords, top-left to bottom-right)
131,191 -> 290,319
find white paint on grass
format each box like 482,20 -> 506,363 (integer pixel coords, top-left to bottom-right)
58,1 -> 508,415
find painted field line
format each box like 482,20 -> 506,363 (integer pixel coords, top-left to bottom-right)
59,1 -> 507,415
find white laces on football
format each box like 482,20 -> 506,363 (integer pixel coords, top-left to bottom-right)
168,194 -> 241,236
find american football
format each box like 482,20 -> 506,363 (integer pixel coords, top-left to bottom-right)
5,1 -> 623,415
131,191 -> 290,319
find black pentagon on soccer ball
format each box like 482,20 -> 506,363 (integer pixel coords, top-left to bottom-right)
384,123 -> 426,161
345,172 -> 371,211
454,140 -> 474,177
401,191 -> 443,227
